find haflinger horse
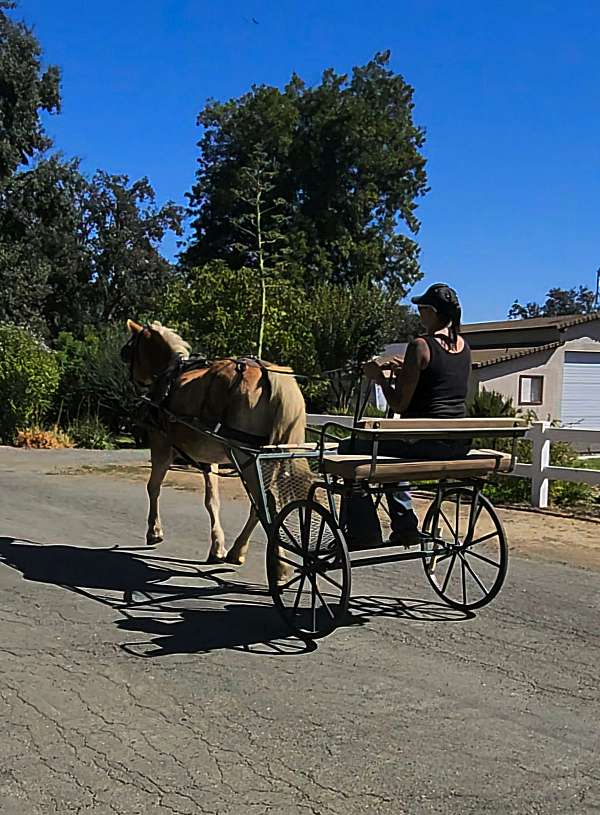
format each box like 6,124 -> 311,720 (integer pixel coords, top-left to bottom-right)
121,320 -> 307,577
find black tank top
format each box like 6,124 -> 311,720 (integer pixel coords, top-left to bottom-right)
402,335 -> 471,419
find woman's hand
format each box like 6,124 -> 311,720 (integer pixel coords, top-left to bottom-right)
363,360 -> 386,384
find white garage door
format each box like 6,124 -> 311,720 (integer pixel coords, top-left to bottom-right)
561,351 -> 600,428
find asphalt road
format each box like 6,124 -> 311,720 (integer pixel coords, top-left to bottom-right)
1,448 -> 599,815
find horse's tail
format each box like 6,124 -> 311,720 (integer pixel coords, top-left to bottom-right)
265,367 -> 306,446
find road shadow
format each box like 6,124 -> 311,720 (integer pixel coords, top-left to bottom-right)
0,537 -> 473,658
118,603 -> 317,657
348,594 -> 474,624
0,536 -> 314,656
0,536 -> 176,591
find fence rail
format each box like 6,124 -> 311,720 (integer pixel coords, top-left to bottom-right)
307,415 -> 600,509
509,421 -> 600,508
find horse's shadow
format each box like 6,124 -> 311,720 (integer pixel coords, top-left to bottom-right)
0,537 -> 473,658
0,536 -> 314,655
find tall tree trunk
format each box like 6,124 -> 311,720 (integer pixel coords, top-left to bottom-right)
256,191 -> 266,358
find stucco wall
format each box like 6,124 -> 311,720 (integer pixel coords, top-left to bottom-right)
472,328 -> 600,421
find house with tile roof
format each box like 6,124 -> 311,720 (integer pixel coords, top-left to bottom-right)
464,312 -> 600,427
382,312 -> 600,427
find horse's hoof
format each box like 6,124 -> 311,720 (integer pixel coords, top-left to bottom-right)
146,535 -> 163,546
225,551 -> 244,566
206,554 -> 226,565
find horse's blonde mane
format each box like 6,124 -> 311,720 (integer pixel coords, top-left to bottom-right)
151,322 -> 191,358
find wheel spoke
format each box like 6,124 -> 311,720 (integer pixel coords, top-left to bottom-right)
300,506 -> 311,553
459,551 -> 489,596
466,548 -> 501,569
313,513 -> 326,556
461,556 -> 467,605
280,523 -> 303,554
278,572 -> 303,593
307,572 -> 335,619
455,491 -> 461,542
439,507 -> 457,543
292,573 -> 307,614
318,569 -> 345,592
464,530 -> 499,549
311,572 -> 317,631
274,553 -> 303,571
465,499 -> 484,543
441,551 -> 457,594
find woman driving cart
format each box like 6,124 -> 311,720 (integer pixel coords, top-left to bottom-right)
340,283 -> 472,548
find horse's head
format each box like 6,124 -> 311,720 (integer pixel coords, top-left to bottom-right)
121,320 -> 175,389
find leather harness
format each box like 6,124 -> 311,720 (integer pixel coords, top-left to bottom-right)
121,329 -> 271,447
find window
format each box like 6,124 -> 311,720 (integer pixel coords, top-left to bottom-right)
519,375 -> 544,405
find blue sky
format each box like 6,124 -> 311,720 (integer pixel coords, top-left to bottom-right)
20,0 -> 600,322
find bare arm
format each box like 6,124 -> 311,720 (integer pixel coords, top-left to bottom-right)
375,339 -> 429,415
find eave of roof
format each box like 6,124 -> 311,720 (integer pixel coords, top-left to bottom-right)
471,342 -> 561,369
463,311 -> 600,334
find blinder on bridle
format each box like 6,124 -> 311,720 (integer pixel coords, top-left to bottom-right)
120,326 -> 151,390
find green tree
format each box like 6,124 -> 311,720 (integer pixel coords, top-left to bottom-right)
309,278 -> 418,410
0,239 -> 50,331
0,324 -> 60,441
0,1 -> 60,182
83,172 -> 183,326
230,148 -> 292,357
508,285 -> 596,319
0,160 -> 184,337
0,156 -> 90,334
161,261 -> 316,374
184,51 -> 427,295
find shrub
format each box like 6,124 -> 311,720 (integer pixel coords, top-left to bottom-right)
67,416 -> 115,449
14,425 -> 74,449
53,326 -> 141,440
0,325 -> 61,443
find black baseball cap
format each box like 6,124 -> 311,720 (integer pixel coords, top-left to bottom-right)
411,283 -> 461,316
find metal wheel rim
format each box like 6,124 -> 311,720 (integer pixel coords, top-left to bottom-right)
267,499 -> 351,639
422,487 -> 508,610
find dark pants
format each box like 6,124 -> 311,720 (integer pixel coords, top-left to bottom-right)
338,436 -> 470,547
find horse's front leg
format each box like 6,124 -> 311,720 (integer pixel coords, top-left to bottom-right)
204,465 -> 226,563
146,437 -> 173,545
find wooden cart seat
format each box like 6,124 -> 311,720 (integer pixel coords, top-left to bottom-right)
321,448 -> 512,483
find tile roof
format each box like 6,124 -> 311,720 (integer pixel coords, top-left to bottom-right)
471,343 -> 561,369
463,312 -> 600,334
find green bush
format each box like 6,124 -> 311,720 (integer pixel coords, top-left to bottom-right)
0,325 -> 61,443
468,387 -> 595,507
67,416 -> 115,450
53,326 -> 141,441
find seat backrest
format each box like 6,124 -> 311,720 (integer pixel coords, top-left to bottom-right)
355,417 -> 528,440
357,417 -> 525,430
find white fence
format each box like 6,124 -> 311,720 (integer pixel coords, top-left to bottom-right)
307,415 -> 600,509
511,422 -> 600,508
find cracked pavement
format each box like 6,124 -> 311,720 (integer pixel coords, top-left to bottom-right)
1,447 -> 599,814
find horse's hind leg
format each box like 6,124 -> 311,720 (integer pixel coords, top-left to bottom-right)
146,435 -> 173,545
226,507 -> 259,566
204,465 -> 226,563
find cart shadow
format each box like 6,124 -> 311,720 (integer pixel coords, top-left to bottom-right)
0,537 -> 474,658
347,595 -> 475,626
117,604 -> 317,658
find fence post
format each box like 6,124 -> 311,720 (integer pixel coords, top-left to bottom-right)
530,421 -> 550,508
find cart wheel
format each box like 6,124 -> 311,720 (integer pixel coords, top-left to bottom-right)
267,499 -> 351,639
422,486 -> 508,610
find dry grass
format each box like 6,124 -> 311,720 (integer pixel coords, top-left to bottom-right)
14,424 -> 75,449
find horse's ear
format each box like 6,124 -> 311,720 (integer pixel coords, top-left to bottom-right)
127,319 -> 143,334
